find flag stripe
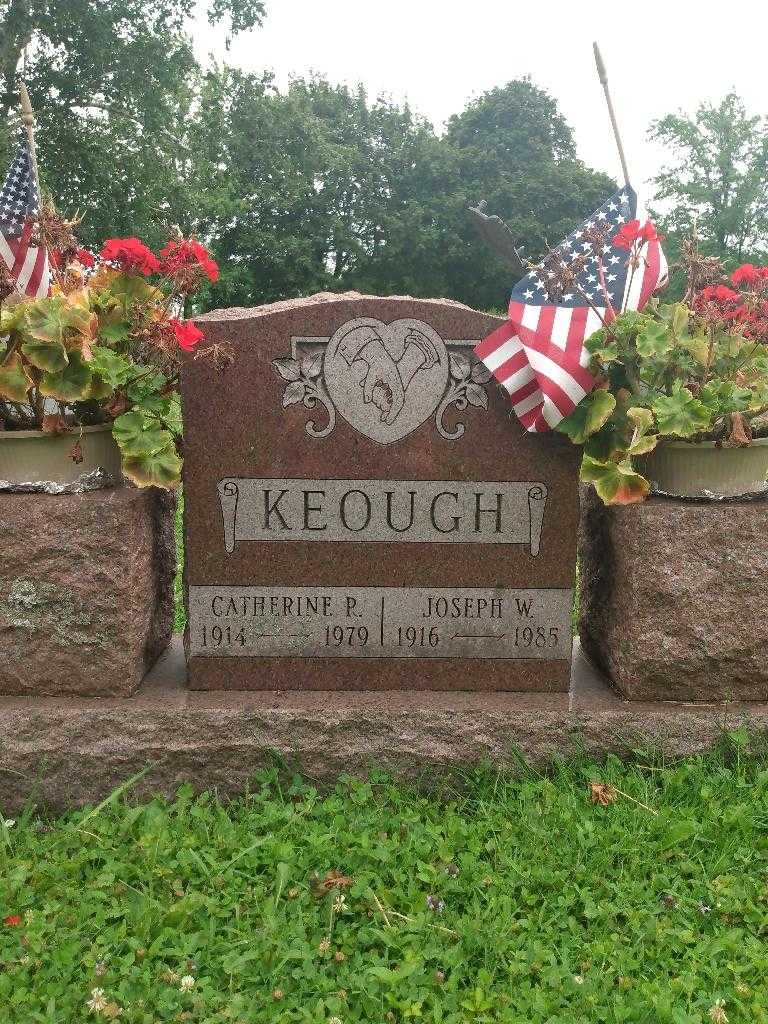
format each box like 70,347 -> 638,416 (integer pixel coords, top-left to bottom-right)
0,137 -> 50,298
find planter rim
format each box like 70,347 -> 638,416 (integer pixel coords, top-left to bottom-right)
0,423 -> 113,440
657,435 -> 768,451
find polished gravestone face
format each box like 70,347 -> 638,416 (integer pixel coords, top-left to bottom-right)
181,292 -> 580,691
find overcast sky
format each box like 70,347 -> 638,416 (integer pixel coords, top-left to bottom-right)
192,0 -> 760,198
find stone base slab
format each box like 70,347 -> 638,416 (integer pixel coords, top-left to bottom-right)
1,637 -> 766,813
0,486 -> 176,697
579,490 -> 768,701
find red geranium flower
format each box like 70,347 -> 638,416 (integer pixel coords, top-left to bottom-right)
612,219 -> 662,250
612,219 -> 642,250
100,237 -> 160,276
713,285 -> 740,302
160,238 -> 219,284
3,914 -> 22,927
76,248 -> 96,268
640,221 -> 662,243
731,263 -> 760,287
170,318 -> 204,352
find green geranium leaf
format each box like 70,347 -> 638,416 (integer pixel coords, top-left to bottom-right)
23,296 -> 69,345
21,340 -> 69,373
671,303 -> 690,336
113,412 -> 181,487
122,441 -> 182,488
700,380 -> 752,418
90,346 -> 133,388
125,368 -> 168,406
636,321 -> 671,358
106,273 -> 160,313
651,384 -> 711,437
0,351 -> 31,402
556,389 -> 616,444
98,321 -> 133,345
626,406 -> 654,432
678,331 -> 710,365
580,455 -> 650,505
0,306 -> 23,335
39,351 -> 93,402
84,374 -> 113,401
162,396 -> 183,435
626,405 -> 659,456
114,411 -> 174,457
112,410 -> 147,448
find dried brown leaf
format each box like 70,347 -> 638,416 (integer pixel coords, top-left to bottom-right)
589,782 -> 618,807
724,412 -> 752,448
311,869 -> 354,897
41,414 -> 70,436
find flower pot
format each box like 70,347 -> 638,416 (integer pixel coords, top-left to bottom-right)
637,436 -> 768,498
0,424 -> 122,487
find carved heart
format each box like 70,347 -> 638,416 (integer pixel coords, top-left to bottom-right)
323,317 -> 449,445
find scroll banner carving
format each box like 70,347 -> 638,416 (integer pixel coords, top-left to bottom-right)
218,478 -> 547,556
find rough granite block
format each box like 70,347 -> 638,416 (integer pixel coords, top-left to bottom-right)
1,638 -> 767,815
0,486 -> 176,697
579,488 -> 768,701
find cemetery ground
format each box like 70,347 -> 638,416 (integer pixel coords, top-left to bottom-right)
1,750 -> 768,1022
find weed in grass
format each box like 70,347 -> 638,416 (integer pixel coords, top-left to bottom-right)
1,752 -> 768,1021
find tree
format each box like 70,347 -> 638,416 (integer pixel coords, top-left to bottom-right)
442,79 -> 616,311
0,0 -> 266,247
191,75 -> 616,312
1,16 -> 617,315
189,71 -> 461,308
650,94 -> 768,267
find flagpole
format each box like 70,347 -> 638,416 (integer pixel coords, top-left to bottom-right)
18,82 -> 41,190
592,42 -> 631,187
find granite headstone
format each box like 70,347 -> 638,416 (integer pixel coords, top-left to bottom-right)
182,292 -> 579,691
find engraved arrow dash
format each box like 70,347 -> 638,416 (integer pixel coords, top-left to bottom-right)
452,633 -> 506,641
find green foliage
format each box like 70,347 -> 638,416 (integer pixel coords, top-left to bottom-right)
650,383 -> 711,438
0,350 -> 30,402
0,243 -> 208,487
112,410 -> 182,488
557,298 -> 768,504
38,350 -> 95,403
3,23 -> 615,312
650,94 -> 768,273
555,389 -> 616,445
580,453 -> 651,505
0,0 -> 264,250
190,74 -> 615,311
2,756 -> 768,1021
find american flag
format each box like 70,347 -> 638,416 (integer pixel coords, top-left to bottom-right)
474,187 -> 667,432
0,135 -> 50,298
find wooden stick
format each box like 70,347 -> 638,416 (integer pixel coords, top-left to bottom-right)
592,42 -> 631,186
18,82 -> 40,189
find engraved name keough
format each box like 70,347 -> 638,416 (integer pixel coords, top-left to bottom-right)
218,478 -> 548,556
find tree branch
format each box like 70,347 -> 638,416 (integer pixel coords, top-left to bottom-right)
68,103 -> 191,152
0,0 -> 32,120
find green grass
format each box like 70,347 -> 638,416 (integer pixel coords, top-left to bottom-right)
2,748 -> 768,1022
